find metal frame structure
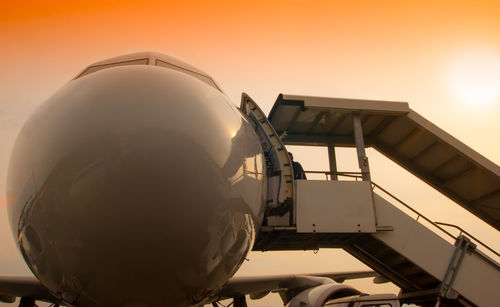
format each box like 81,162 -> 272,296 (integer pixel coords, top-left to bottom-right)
244,93 -> 500,306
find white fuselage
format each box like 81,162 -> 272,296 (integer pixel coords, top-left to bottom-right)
7,57 -> 267,306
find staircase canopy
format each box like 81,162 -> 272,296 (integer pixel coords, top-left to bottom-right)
268,94 -> 500,231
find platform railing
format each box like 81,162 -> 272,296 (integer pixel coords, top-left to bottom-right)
371,181 -> 500,263
370,180 -> 456,240
303,170 -> 500,262
435,221 -> 500,258
304,170 -> 364,180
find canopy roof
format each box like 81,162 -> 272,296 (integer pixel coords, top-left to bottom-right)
268,94 -> 500,231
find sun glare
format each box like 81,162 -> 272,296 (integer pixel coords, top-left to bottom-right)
450,50 -> 500,107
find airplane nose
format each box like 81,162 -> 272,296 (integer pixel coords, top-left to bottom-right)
7,66 -> 266,306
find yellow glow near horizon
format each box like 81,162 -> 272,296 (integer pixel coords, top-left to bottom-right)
450,50 -> 500,107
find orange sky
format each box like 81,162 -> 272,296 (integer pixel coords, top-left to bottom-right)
1,1 -> 499,306
2,1 -> 498,163
3,1 -> 500,67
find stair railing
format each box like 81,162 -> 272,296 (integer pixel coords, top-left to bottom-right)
435,222 -> 500,258
370,181 -> 457,241
371,181 -> 500,263
303,170 -> 500,262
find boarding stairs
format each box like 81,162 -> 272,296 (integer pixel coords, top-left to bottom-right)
347,188 -> 498,306
253,177 -> 500,306
240,94 -> 500,307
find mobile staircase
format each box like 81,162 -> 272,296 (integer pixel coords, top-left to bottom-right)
241,94 -> 500,307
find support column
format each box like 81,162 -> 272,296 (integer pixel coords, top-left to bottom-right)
233,295 -> 248,307
18,298 -> 36,307
327,139 -> 338,180
352,113 -> 371,181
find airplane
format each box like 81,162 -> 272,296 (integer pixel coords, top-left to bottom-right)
1,52 -> 381,307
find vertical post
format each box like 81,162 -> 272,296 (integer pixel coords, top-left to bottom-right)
327,139 -> 338,180
233,295 -> 248,307
352,113 -> 371,181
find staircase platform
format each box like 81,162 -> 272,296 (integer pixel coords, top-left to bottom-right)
268,94 -> 500,230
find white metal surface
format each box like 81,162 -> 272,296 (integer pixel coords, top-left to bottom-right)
373,193 -> 500,307
7,58 -> 266,306
296,180 -> 376,233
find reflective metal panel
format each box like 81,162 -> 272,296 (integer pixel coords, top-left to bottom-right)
7,65 -> 266,306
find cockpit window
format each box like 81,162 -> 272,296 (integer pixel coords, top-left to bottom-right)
77,58 -> 149,79
155,59 -> 220,91
75,56 -> 221,92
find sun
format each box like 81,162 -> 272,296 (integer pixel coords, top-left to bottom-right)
450,50 -> 500,107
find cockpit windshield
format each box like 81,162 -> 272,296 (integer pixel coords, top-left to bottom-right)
75,53 -> 221,92
77,58 -> 149,79
155,59 -> 219,90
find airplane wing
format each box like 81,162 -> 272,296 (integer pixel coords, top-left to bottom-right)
307,271 -> 381,283
0,276 -> 57,303
0,271 -> 378,305
212,270 -> 379,303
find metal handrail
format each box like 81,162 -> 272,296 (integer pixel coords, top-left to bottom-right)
369,181 -> 457,241
304,170 -> 364,180
434,222 -> 500,258
302,169 -> 500,259
371,181 -> 500,260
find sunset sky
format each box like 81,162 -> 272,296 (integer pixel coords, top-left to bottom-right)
1,1 -> 499,306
